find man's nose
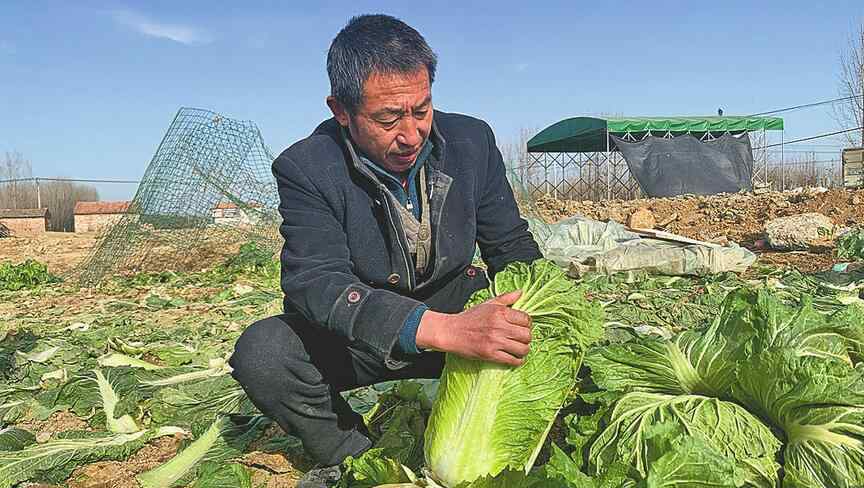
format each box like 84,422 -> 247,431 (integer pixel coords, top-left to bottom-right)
395,118 -> 422,148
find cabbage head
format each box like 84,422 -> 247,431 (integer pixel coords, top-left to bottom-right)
424,259 -> 603,486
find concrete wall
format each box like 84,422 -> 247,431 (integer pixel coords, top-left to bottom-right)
74,213 -> 125,233
0,217 -> 48,236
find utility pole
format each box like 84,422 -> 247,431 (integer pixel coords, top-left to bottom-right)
35,178 -> 41,209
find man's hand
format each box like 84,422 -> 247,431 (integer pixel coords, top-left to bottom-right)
415,290 -> 532,366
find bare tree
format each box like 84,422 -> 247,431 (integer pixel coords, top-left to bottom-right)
498,127 -> 539,202
41,180 -> 99,232
0,151 -> 100,231
0,152 -> 35,209
835,21 -> 864,147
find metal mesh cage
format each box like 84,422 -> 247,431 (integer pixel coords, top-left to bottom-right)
78,108 -> 281,284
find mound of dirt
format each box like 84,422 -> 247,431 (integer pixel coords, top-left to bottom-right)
530,187 -> 864,273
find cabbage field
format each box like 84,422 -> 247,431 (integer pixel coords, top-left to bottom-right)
3,241 -> 864,487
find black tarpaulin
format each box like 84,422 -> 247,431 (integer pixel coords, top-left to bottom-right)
612,133 -> 754,197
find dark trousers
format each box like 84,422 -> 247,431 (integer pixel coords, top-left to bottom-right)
229,267 -> 487,466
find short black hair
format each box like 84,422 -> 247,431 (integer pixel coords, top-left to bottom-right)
327,14 -> 437,113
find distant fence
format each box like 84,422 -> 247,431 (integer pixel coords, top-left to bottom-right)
767,159 -> 843,191
512,150 -> 845,202
513,151 -> 641,202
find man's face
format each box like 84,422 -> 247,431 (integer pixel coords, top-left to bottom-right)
328,68 -> 433,173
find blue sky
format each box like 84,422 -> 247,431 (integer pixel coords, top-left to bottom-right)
1,1 -> 862,200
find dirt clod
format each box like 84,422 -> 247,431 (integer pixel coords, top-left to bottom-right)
627,207 -> 656,229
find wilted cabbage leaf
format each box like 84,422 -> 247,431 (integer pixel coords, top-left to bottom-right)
0,385 -> 37,423
190,462 -> 252,488
363,382 -> 429,469
0,427 -> 35,452
137,415 -> 267,488
338,448 -> 416,488
425,260 -> 604,486
53,368 -> 142,433
0,427 -> 182,488
148,375 -> 254,431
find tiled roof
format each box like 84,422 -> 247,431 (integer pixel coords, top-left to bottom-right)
74,201 -> 131,215
0,208 -> 49,219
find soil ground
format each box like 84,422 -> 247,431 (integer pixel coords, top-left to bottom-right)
0,232 -> 98,275
3,188 -> 862,277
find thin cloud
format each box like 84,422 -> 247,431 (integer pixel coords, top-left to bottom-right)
0,40 -> 15,55
515,63 -> 529,72
113,10 -> 212,45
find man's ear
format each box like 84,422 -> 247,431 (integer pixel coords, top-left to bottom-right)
326,96 -> 350,127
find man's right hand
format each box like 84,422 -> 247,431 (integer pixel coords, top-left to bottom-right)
415,290 -> 532,367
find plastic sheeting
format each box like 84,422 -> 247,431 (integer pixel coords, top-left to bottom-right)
613,133 -> 754,197
529,216 -> 756,277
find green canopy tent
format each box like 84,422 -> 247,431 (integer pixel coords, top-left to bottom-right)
527,116 -> 784,153
521,116 -> 784,200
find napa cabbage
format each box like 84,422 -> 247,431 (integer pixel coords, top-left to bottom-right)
424,259 -> 604,486
584,288 -> 864,487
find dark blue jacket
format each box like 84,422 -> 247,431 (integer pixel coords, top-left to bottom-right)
272,111 -> 541,367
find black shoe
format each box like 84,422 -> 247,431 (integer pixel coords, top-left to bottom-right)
297,465 -> 342,488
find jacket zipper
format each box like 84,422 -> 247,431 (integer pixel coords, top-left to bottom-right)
426,173 -> 452,284
380,186 -> 414,291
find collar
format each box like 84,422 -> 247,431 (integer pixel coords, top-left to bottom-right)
340,116 -> 447,181
360,141 -> 433,187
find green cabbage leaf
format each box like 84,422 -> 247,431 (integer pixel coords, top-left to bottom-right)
424,260 -> 604,486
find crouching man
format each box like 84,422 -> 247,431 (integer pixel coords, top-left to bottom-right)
229,14 -> 541,488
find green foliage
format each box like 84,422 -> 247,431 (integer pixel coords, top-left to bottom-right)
0,260 -> 59,291
191,462 -> 253,488
340,448 -> 416,488
138,214 -> 212,230
223,241 -> 278,274
837,227 -> 864,261
54,368 -> 142,433
137,416 -> 268,488
641,427 -> 745,488
732,351 -> 864,488
588,392 -> 780,485
148,375 -> 255,432
0,427 -> 35,451
362,381 -> 431,469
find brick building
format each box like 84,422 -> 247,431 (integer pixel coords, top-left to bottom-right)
212,202 -> 264,228
0,208 -> 50,237
74,201 -> 131,233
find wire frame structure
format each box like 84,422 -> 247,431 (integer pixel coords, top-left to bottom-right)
523,149 -> 637,201
524,126 -> 780,201
78,108 -> 281,284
